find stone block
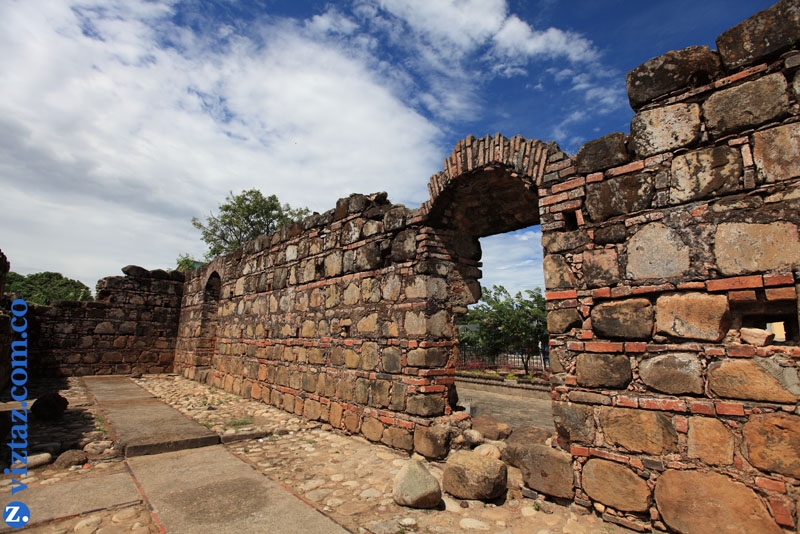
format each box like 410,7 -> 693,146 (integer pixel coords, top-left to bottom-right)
590,299 -> 653,340
370,379 -> 391,408
639,353 -> 704,395
574,132 -> 629,173
629,103 -> 702,158
582,249 -> 620,289
599,407 -> 678,455
382,347 -> 402,373
391,229 -> 417,263
576,353 -> 631,389
393,460 -> 442,509
414,425 -> 451,460
715,222 -> 800,276
354,378 -> 370,404
716,0 -> 800,70
407,347 -> 448,368
390,382 -> 407,411
670,146 -> 742,203
582,459 -> 651,512
443,450 -> 507,501
585,173 -> 655,223
541,230 -> 590,254
688,416 -> 734,466
709,359 -> 798,403
361,342 -> 380,371
547,308 -> 582,334
552,402 -> 595,448
626,222 -> 691,280
740,327 -> 774,347
543,254 -> 577,289
406,394 -> 445,417
743,412 -> 800,478
471,414 -> 512,441
655,292 -> 730,342
518,444 -> 574,500
362,417 -> 385,442
404,312 -> 426,336
655,470 -> 781,534
703,73 -> 789,138
626,45 -> 722,109
382,426 -> 413,451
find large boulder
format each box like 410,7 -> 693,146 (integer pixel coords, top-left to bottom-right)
442,451 -> 507,501
393,459 -> 442,509
413,425 -> 451,460
518,444 -> 574,500
501,426 -> 552,468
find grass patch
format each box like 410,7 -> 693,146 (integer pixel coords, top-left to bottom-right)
228,418 -> 253,427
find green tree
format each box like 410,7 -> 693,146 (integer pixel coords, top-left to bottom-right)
190,189 -> 309,259
175,253 -> 203,272
5,271 -> 93,306
458,285 -> 548,375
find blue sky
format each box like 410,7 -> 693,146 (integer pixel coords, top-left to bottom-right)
0,0 -> 774,296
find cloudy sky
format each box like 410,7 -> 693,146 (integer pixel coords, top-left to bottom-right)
0,0 -> 773,296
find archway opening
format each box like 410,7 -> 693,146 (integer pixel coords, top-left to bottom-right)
197,272 -> 221,369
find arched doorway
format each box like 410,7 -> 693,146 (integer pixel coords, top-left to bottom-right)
197,272 -> 221,370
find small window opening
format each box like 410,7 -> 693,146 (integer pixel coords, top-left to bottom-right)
563,211 -> 578,231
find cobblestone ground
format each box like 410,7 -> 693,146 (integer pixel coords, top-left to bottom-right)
2,375 -> 636,533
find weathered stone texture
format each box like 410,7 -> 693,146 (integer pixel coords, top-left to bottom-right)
627,45 -> 722,109
670,146 -> 742,204
626,223 -> 691,280
575,132 -> 629,173
442,451 -> 507,501
753,122 -> 800,183
582,459 -> 651,512
599,407 -> 678,455
638,353 -> 704,395
413,425 -> 451,460
715,222 -> 800,276
708,359 -> 798,403
655,470 -> 782,534
518,445 -> 574,500
743,413 -> 800,478
688,416 -> 734,466
552,402 -> 595,447
703,74 -> 789,138
501,426 -> 552,468
655,292 -> 730,342
471,414 -> 512,441
393,460 -> 442,509
590,299 -> 653,340
582,249 -> 620,289
543,254 -> 577,289
716,0 -> 800,70
576,354 -> 631,389
547,308 -> 582,334
585,173 -> 654,223
629,103 -> 702,158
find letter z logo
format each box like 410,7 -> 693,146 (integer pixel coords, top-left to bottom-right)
3,501 -> 30,528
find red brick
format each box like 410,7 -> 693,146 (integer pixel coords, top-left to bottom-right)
615,395 -> 639,408
584,341 -> 624,353
728,290 -> 758,302
715,401 -> 745,416
592,287 -> 611,298
586,172 -> 604,183
571,445 -> 590,457
549,199 -> 582,213
706,275 -> 763,292
631,283 -> 675,295
639,397 -> 686,412
625,342 -> 647,353
727,344 -> 756,358
763,273 -> 795,287
610,286 -> 633,298
768,497 -> 795,528
704,346 -> 726,357
565,375 -> 578,386
606,160 -> 644,177
756,477 -> 786,494
578,330 -> 594,340
551,176 -> 585,193
673,415 -> 689,433
677,281 -> 707,290
546,289 -> 578,301
567,341 -> 585,351
589,448 -> 630,464
540,191 -> 570,206
688,400 -> 716,415
765,286 -> 797,301
629,458 -> 644,469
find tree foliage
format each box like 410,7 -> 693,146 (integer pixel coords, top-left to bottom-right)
191,189 -> 310,259
458,285 -> 548,374
5,271 -> 93,306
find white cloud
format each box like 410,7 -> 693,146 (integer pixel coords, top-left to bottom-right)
0,0 -> 443,287
478,229 -> 544,295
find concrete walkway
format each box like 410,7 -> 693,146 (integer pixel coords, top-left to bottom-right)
2,377 -> 347,533
456,383 -> 555,431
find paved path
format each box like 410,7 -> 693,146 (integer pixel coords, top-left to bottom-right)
456,383 -> 555,431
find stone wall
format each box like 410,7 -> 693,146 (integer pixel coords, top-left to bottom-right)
28,266 -> 184,377
0,249 -> 11,391
538,1 -> 800,531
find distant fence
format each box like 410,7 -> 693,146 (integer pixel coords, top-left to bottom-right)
457,346 -> 548,373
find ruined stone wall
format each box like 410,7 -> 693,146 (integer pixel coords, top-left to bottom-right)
538,2 -> 800,531
28,267 -> 183,377
0,249 -> 11,391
